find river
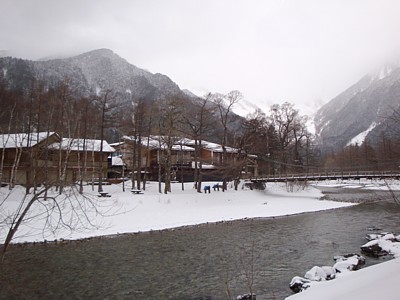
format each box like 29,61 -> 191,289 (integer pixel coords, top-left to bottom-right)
1,188 -> 400,299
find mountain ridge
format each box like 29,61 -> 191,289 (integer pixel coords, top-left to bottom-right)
0,48 -> 183,103
314,63 -> 400,152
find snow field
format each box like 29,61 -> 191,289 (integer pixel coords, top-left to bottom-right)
1,181 -> 354,244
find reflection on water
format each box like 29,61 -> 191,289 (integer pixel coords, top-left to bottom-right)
1,192 -> 400,299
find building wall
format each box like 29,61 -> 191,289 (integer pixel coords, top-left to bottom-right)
0,147 -> 110,186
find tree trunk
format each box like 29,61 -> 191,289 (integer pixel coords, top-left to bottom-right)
2,188 -> 48,260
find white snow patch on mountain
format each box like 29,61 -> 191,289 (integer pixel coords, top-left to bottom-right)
95,86 -> 102,96
232,99 -> 260,117
346,122 -> 377,146
317,120 -> 330,135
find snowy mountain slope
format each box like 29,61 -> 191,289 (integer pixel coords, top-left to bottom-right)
0,49 -> 251,143
314,64 -> 400,152
0,48 -> 182,103
39,49 -> 181,101
231,98 -> 260,117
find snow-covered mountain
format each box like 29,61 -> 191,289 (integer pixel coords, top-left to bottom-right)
0,49 -> 253,143
0,48 -> 183,103
314,63 -> 400,152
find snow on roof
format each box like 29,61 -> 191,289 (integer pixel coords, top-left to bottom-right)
122,135 -> 160,149
123,136 -> 195,151
49,138 -> 115,152
178,138 -> 238,153
123,135 -> 241,154
111,156 -> 124,166
171,145 -> 195,151
201,141 -> 238,153
109,141 -> 124,147
179,138 -> 197,146
0,132 -> 57,148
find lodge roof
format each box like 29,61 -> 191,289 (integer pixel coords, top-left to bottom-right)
0,132 -> 58,148
122,136 -> 237,153
0,132 -> 115,153
48,138 -> 115,152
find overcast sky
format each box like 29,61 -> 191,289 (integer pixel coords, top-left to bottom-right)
2,0 -> 400,114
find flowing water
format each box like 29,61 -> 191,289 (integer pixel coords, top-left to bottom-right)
1,188 -> 400,299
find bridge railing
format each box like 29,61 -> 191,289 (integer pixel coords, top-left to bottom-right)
249,170 -> 400,182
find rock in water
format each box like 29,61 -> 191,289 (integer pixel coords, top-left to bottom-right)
304,266 -> 328,281
289,276 -> 311,293
361,240 -> 389,257
321,266 -> 336,280
333,254 -> 366,272
236,293 -> 256,300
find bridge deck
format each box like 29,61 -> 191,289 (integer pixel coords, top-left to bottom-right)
250,172 -> 400,183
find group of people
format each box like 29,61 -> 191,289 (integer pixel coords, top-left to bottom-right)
203,183 -> 223,193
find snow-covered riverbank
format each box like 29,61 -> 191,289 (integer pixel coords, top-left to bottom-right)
286,257 -> 400,300
2,179 -> 400,299
285,179 -> 400,300
1,181 -> 355,244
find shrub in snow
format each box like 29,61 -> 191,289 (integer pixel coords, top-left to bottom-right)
253,182 -> 266,190
243,182 -> 254,190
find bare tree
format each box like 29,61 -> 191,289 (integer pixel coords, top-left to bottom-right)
268,102 -> 311,174
131,97 -> 149,191
141,102 -> 158,190
182,94 -> 215,192
76,96 -> 97,194
0,80 -> 120,260
213,90 -> 242,191
1,178 -> 114,261
158,97 -> 184,194
95,89 -> 117,193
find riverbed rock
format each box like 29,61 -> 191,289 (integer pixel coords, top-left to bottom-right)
333,254 -> 365,272
361,240 -> 389,257
289,276 -> 311,293
236,293 -> 256,300
321,266 -> 336,279
384,233 -> 396,241
367,226 -> 383,231
366,233 -> 383,241
380,233 -> 396,241
365,232 -> 395,241
304,266 -> 336,281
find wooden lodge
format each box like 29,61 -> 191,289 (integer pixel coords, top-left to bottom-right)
112,136 -> 258,181
0,132 -> 115,186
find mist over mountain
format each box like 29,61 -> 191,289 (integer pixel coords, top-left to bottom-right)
314,63 -> 400,153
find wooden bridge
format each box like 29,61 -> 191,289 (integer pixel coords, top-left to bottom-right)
249,171 -> 400,183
